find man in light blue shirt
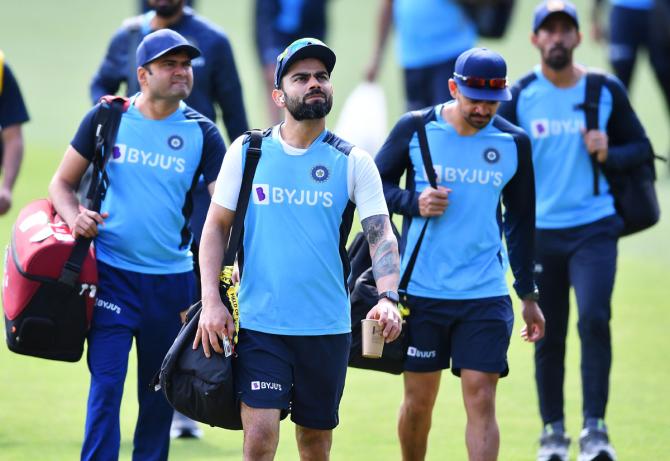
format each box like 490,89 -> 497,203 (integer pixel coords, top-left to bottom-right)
499,3 -> 653,460
196,38 -> 403,460
377,47 -> 545,461
49,30 -> 224,460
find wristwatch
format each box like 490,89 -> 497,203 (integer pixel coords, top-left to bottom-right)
522,287 -> 540,302
378,290 -> 400,304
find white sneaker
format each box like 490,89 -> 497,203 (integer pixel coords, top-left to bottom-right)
537,430 -> 571,461
577,427 -> 616,461
170,411 -> 203,439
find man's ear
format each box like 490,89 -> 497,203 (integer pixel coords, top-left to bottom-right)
448,79 -> 458,100
272,89 -> 286,107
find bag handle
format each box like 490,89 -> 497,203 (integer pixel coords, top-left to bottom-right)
577,72 -> 605,196
398,111 -> 437,293
58,97 -> 127,287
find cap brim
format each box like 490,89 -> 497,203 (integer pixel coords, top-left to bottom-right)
534,11 -> 579,32
144,44 -> 202,66
457,83 -> 512,102
281,44 -> 336,78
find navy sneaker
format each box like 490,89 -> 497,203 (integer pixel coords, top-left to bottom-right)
170,411 -> 203,439
577,427 -> 616,461
538,428 -> 571,461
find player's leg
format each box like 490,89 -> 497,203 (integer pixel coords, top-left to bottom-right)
398,295 -> 452,461
403,66 -> 432,111
428,57 -> 457,106
291,333 -> 350,460
81,262 -> 137,461
235,329 -> 293,460
608,5 -> 645,88
133,270 -> 195,460
451,296 -> 513,461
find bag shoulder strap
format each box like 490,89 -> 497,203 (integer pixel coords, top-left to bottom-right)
58,96 -> 128,287
0,49 -> 5,95
398,112 -> 436,292
222,129 -> 263,266
579,72 -> 606,195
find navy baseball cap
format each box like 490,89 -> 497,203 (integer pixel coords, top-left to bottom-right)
274,37 -> 336,88
533,0 -> 579,33
136,29 -> 201,67
453,48 -> 511,102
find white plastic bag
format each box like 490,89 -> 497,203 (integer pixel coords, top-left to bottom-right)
334,82 -> 388,157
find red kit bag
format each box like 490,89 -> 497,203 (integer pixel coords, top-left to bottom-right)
2,95 -> 127,362
3,201 -> 98,361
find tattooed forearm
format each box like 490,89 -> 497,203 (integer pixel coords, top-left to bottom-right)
362,214 -> 386,246
372,239 -> 399,280
363,215 -> 400,283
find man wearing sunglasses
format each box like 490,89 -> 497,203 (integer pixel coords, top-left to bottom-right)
196,38 -> 403,460
376,47 -> 545,461
498,2 -> 652,460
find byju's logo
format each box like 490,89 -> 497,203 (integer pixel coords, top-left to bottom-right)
531,119 -> 549,139
111,144 -> 127,163
251,380 -> 282,391
407,346 -> 436,359
107,144 -> 186,173
531,118 -> 584,139
253,184 -> 270,205
95,298 -> 121,315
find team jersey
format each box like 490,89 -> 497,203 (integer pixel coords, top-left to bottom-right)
611,0 -> 653,10
212,126 -> 388,335
376,105 -> 536,301
71,94 -> 224,274
393,0 -> 476,69
0,60 -> 29,130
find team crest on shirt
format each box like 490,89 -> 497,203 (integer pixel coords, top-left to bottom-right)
167,135 -> 184,150
483,148 -> 500,164
311,165 -> 330,183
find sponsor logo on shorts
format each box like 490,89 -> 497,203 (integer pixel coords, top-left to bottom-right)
251,380 -> 282,391
252,183 -> 333,207
407,346 -> 436,359
95,298 -> 121,315
110,144 -> 186,173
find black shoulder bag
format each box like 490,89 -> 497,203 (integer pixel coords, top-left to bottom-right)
348,111 -> 438,375
154,130 -> 262,430
581,72 -> 660,236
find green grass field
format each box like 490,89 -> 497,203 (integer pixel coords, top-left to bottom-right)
1,1 -> 669,459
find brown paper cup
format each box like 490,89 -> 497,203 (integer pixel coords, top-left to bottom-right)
361,319 -> 385,358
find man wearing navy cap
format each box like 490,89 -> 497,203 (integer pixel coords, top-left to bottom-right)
196,37 -> 403,459
49,29 -> 225,460
498,2 -> 653,460
376,47 -> 545,460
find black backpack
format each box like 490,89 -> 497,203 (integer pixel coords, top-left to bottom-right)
154,130 -> 262,430
581,72 -> 661,236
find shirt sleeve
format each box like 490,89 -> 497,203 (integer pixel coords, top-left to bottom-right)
90,26 -> 131,105
211,34 -> 249,141
500,129 -> 537,299
199,120 -> 226,185
348,147 -> 389,220
0,63 -> 29,128
374,112 -> 422,217
212,134 -> 245,210
70,105 -> 101,161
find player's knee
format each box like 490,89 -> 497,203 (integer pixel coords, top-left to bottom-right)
296,427 -> 332,458
577,310 -> 610,337
243,423 -> 279,458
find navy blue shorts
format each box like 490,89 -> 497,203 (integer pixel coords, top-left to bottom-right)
404,295 -> 514,376
235,328 -> 351,430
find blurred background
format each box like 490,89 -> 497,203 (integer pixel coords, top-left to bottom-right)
1,1 -> 668,460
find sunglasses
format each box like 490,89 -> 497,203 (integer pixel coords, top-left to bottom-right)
453,73 -> 507,90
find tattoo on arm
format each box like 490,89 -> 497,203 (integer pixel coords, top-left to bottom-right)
362,215 -> 400,282
362,215 -> 386,246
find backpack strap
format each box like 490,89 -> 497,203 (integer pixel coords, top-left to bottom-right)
222,129 -> 263,266
398,112 -> 436,294
58,96 -> 128,287
578,72 -> 606,195
0,49 -> 5,95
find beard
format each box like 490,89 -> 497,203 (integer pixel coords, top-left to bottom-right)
463,111 -> 491,129
152,0 -> 183,18
544,44 -> 571,71
285,90 -> 333,121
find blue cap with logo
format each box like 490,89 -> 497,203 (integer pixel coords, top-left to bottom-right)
136,29 -> 201,67
533,0 -> 579,33
453,48 -> 511,102
274,37 -> 336,88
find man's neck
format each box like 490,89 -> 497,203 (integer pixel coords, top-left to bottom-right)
279,117 -> 326,149
134,93 -> 181,120
441,103 -> 480,137
150,9 -> 184,29
540,62 -> 585,88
